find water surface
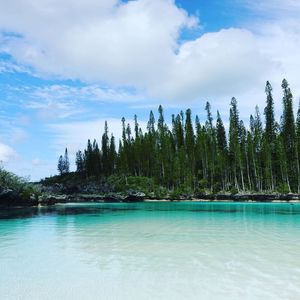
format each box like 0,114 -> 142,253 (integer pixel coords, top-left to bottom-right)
0,202 -> 300,299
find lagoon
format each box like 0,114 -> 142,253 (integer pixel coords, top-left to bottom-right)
0,202 -> 300,299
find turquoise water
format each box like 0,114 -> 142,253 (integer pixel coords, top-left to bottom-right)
0,202 -> 300,300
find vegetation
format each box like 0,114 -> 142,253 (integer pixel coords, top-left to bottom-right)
57,148 -> 70,175
0,166 -> 27,190
58,79 -> 300,194
0,166 -> 38,200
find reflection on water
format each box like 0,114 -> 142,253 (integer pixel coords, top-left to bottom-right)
1,201 -> 300,220
0,202 -> 300,300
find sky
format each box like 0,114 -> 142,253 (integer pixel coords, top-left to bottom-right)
1,0 -> 300,180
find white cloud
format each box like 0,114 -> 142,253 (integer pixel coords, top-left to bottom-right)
0,59 -> 30,73
0,0 -> 300,112
1,0 -> 299,106
0,143 -> 18,163
242,0 -> 300,17
0,0 -> 196,87
19,84 -> 146,121
152,28 -> 276,102
28,84 -> 144,104
26,99 -> 82,121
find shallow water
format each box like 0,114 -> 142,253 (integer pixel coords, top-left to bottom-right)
0,202 -> 300,300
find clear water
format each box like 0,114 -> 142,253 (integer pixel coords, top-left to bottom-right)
0,202 -> 300,300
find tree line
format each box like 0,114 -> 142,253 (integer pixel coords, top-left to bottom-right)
58,79 -> 300,194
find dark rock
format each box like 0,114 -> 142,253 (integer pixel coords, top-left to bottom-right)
38,194 -> 67,206
123,191 -> 145,202
0,188 -> 38,207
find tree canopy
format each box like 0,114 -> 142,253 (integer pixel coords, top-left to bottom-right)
58,79 -> 300,194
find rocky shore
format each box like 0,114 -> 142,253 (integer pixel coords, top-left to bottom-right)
0,188 -> 38,207
2,181 -> 300,208
23,192 -> 300,207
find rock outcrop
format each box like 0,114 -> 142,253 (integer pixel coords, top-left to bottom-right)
0,188 -> 38,207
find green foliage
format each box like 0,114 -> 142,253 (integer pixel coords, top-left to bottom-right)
0,167 -> 39,200
57,148 -> 70,175
108,175 -> 159,195
169,184 -> 193,199
230,187 -> 239,195
198,179 -> 209,189
194,188 -> 206,197
20,184 -> 40,200
277,184 -> 290,194
41,172 -> 80,186
169,189 -> 181,199
0,167 -> 26,190
62,79 -> 300,194
212,183 -> 222,194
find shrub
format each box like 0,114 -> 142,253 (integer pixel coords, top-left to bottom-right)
169,189 -> 181,199
230,187 -> 239,195
277,184 -> 290,194
0,167 -> 26,190
0,166 -> 40,201
108,175 -> 158,194
198,179 -> 208,189
212,183 -> 222,194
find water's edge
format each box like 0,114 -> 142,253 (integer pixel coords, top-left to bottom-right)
1,194 -> 300,209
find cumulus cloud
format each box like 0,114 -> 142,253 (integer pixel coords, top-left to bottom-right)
0,0 -> 299,107
0,0 -> 196,86
0,143 -> 18,163
0,0 -> 275,103
153,28 -> 276,101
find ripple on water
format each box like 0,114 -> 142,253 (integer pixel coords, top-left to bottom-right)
0,202 -> 300,300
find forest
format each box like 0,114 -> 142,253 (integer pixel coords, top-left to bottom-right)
57,79 -> 300,195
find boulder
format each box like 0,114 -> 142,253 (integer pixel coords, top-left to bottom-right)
0,188 -> 38,207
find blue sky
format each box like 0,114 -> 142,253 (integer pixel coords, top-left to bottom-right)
1,0 -> 300,180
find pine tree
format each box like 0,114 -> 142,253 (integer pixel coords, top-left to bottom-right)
75,150 -> 85,174
109,134 -> 116,174
85,139 -> 94,177
229,97 -> 241,190
205,102 -> 217,191
57,148 -> 70,176
102,121 -> 109,175
296,102 -> 300,192
264,81 -> 276,143
264,81 -> 276,189
57,155 -> 64,176
157,105 -> 166,181
71,79 -> 300,195
216,111 -> 228,190
185,108 -> 195,187
253,106 -> 263,191
281,79 -> 297,192
63,148 -> 70,174
92,140 -> 101,177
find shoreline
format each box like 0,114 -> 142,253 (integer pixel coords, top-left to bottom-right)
2,192 -> 300,208
32,194 -> 300,206
7,198 -> 300,210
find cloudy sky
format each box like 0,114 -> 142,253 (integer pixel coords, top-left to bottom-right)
1,0 -> 300,180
